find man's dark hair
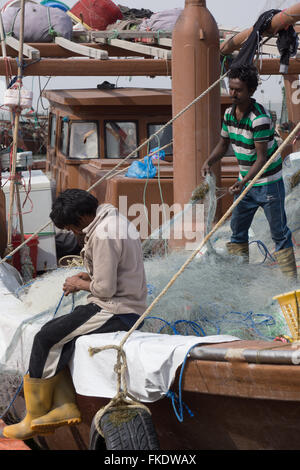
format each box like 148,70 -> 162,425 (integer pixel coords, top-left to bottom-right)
50,189 -> 98,228
228,64 -> 259,93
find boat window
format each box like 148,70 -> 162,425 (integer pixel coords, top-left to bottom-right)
105,121 -> 138,159
148,123 -> 173,155
49,114 -> 57,148
60,119 -> 69,155
69,121 -> 99,159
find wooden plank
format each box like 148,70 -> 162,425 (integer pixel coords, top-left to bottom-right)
2,43 -> 140,58
43,87 -> 172,106
0,57 -> 172,76
157,37 -> 172,48
96,37 -> 171,60
5,35 -> 40,59
0,57 -> 298,76
90,31 -> 172,40
55,37 -> 108,59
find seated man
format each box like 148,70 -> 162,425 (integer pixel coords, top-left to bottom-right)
3,189 -> 148,440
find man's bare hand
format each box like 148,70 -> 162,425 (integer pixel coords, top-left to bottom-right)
63,275 -> 82,296
77,272 -> 91,281
229,180 -> 244,195
63,273 -> 91,296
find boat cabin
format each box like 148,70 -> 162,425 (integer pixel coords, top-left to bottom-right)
44,87 -> 175,189
44,86 -> 235,235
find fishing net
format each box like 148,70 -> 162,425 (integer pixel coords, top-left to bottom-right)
142,250 -> 292,339
142,153 -> 300,339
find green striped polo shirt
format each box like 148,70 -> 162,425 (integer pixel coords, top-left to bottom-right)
221,99 -> 282,186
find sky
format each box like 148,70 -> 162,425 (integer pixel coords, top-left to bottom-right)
0,0 -> 298,117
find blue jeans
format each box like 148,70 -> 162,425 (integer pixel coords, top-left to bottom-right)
230,179 -> 292,252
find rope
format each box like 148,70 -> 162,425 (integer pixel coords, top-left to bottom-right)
58,255 -> 83,268
88,344 -> 151,436
7,7 -> 21,39
166,344 -> 197,422
47,7 -> 59,40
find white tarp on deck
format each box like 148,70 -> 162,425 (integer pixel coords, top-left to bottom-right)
70,331 -> 239,402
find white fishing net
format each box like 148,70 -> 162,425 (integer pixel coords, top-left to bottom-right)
142,153 -> 300,339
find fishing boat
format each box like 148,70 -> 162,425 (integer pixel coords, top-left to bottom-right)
1,0 -> 300,451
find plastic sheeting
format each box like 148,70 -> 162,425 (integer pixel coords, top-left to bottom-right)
139,8 -> 183,32
70,330 -> 239,402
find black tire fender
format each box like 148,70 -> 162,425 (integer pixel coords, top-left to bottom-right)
89,407 -> 160,450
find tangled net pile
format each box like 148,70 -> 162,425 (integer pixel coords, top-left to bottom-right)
142,154 -> 300,339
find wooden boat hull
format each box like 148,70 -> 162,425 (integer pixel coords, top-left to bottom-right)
20,339 -> 300,451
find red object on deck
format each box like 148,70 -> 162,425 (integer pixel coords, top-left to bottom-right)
12,233 -> 39,278
69,0 -> 123,30
0,420 -> 31,450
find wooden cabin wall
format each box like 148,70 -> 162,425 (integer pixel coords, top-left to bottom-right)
45,95 -> 239,221
46,103 -> 172,195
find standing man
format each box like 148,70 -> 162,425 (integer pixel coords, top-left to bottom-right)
3,189 -> 148,440
202,64 -> 297,279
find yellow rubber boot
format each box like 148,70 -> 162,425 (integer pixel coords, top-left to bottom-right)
226,242 -> 249,263
2,374 -> 58,440
274,247 -> 298,279
31,368 -> 81,433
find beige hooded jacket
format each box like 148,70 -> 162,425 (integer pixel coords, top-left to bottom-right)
81,203 -> 147,315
